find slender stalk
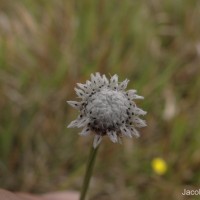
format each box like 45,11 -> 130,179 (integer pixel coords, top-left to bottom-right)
80,145 -> 99,200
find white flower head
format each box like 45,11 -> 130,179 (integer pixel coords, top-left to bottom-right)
67,73 -> 147,148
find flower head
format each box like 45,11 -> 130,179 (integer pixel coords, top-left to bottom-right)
151,157 -> 168,175
67,73 -> 147,148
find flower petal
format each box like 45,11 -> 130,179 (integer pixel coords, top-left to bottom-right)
127,89 -> 137,95
67,115 -> 89,128
77,117 -> 90,128
132,95 -> 144,100
91,73 -> 97,84
133,107 -> 147,115
119,79 -> 129,90
126,90 -> 144,100
130,127 -> 140,138
67,101 -> 81,110
90,74 -> 99,89
93,135 -> 102,148
107,131 -> 118,143
102,75 -> 109,85
120,126 -> 132,138
67,119 -> 80,128
86,80 -> 91,86
79,126 -> 91,136
110,74 -> 118,89
133,117 -> 147,128
95,72 -> 103,85
77,83 -> 90,93
74,88 -> 85,98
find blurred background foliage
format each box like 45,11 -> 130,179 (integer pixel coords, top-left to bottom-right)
0,0 -> 200,199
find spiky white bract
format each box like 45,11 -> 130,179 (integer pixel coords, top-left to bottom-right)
67,73 -> 147,148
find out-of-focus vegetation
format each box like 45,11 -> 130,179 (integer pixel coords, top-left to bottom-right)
0,0 -> 200,199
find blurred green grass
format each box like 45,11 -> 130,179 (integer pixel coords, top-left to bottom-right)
0,0 -> 200,199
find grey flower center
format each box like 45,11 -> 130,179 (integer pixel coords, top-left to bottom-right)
86,88 -> 129,134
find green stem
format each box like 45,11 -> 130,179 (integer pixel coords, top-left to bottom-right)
80,145 -> 99,200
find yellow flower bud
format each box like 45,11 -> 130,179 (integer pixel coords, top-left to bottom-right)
151,157 -> 167,175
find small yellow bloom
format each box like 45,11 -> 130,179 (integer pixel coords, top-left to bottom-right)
151,157 -> 167,175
